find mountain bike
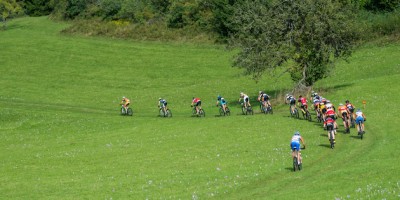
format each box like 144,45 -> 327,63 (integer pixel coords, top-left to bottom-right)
350,113 -> 356,128
241,104 -> 253,115
343,114 -> 350,133
290,106 -> 300,118
316,110 -> 323,123
301,108 -> 312,121
260,104 -> 273,114
121,106 -> 133,116
192,106 -> 205,117
219,106 -> 230,116
292,146 -> 304,171
327,124 -> 335,149
357,121 -> 365,140
159,107 -> 172,117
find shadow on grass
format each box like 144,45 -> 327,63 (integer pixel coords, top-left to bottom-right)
285,167 -> 295,172
320,134 -> 328,137
318,144 -> 332,148
350,135 -> 362,140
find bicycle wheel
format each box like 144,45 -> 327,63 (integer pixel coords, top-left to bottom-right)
219,107 -> 225,116
242,107 -> 246,115
121,107 -> 126,115
293,156 -> 298,171
166,109 -> 172,117
358,123 -> 364,139
127,108 -> 133,116
350,115 -> 355,128
247,107 -> 253,115
199,109 -> 205,117
329,129 -> 334,149
306,111 -> 312,121
295,108 -> 299,119
225,107 -> 231,116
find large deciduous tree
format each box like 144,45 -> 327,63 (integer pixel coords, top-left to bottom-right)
230,0 -> 359,90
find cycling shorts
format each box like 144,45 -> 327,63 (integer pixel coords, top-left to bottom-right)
326,123 -> 334,130
291,141 -> 301,151
341,112 -> 348,120
356,116 -> 364,124
301,104 -> 308,110
195,101 -> 201,106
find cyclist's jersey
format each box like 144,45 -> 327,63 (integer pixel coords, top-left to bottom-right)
298,97 -> 307,105
287,96 -> 296,105
291,135 -> 302,143
192,98 -> 201,104
313,98 -> 321,104
122,98 -> 130,104
355,111 -> 364,118
219,98 -> 227,105
242,94 -> 249,102
338,105 -> 348,114
159,99 -> 167,106
324,117 -> 335,126
346,103 -> 355,113
262,94 -> 270,101
326,108 -> 335,116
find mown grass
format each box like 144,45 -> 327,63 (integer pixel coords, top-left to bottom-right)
0,17 -> 399,199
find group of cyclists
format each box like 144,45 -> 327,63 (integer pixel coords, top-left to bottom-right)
287,91 -> 367,167
122,91 -> 367,170
120,91 -> 273,116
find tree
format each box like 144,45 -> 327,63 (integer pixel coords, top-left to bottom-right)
0,0 -> 22,29
230,0 -> 359,90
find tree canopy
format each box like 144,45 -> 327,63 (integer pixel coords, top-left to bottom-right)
230,0 -> 359,89
0,0 -> 22,28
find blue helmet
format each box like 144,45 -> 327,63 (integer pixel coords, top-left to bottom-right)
217,95 -> 221,100
294,131 -> 300,136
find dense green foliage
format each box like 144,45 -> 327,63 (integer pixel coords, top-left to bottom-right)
1,17 -> 400,199
0,0 -> 22,28
230,0 -> 359,88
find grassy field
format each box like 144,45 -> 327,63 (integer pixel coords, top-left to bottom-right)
1,17 -> 399,199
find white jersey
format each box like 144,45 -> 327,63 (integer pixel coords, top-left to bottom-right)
356,111 -> 363,118
291,135 -> 301,143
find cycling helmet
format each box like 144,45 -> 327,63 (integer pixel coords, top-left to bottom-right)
159,98 -> 162,100
339,103 -> 343,106
345,100 -> 349,103
122,96 -> 126,99
217,95 -> 221,100
294,131 -> 300,136
357,109 -> 361,112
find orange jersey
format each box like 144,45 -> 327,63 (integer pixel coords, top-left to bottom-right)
337,105 -> 348,114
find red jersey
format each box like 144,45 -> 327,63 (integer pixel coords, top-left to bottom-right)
324,117 -> 335,125
326,109 -> 335,116
192,98 -> 201,103
298,97 -> 307,105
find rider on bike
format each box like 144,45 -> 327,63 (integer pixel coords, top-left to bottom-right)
337,103 -> 350,131
191,97 -> 202,115
286,94 -> 296,114
324,103 -> 338,130
216,95 -> 227,113
258,91 -> 271,108
354,109 -> 367,134
345,100 -> 355,114
158,98 -> 168,113
290,131 -> 306,164
120,96 -> 130,112
324,116 -> 336,143
239,92 -> 251,109
297,95 -> 308,114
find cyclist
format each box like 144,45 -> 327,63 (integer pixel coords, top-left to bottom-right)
286,94 -> 296,114
290,131 -> 306,164
297,95 -> 308,114
120,96 -> 130,112
337,103 -> 350,131
239,92 -> 251,109
354,109 -> 367,134
345,100 -> 355,114
325,103 -> 337,130
216,95 -> 227,113
258,91 -> 271,110
191,97 -> 202,115
324,116 -> 336,143
158,98 -> 168,114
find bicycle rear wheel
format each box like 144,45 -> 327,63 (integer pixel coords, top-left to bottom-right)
293,157 -> 298,171
166,109 -> 172,117
225,107 -> 231,116
127,108 -> 133,116
329,130 -> 335,149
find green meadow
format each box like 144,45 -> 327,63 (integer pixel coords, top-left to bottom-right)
1,17 -> 399,199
